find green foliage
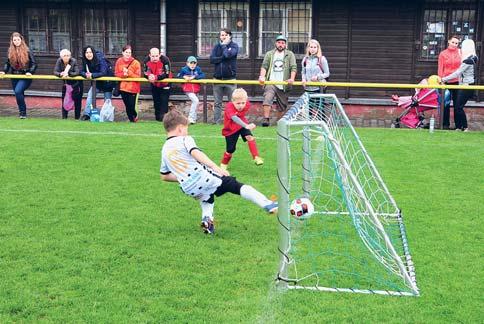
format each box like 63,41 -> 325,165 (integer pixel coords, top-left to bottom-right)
0,118 -> 482,322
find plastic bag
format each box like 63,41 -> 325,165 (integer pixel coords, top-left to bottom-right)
100,99 -> 115,122
63,84 -> 75,111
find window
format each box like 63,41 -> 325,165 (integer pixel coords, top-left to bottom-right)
25,8 -> 70,53
83,7 -> 128,54
420,3 -> 477,60
198,1 -> 249,57
259,1 -> 311,56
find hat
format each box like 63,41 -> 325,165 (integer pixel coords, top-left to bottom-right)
276,35 -> 287,42
187,56 -> 197,63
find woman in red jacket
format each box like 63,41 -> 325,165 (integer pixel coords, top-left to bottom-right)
438,35 -> 461,129
115,45 -> 141,122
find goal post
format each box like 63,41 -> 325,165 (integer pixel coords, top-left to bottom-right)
276,93 -> 419,296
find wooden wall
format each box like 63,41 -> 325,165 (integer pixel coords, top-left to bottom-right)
0,0 -> 481,101
0,0 -> 160,93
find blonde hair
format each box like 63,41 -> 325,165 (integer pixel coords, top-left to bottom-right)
305,39 -> 322,57
231,88 -> 248,101
460,39 -> 476,60
8,32 -> 29,69
163,110 -> 188,132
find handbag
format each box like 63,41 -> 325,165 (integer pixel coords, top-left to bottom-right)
63,84 -> 75,111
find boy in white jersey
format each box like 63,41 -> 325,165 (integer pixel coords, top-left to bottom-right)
160,110 -> 278,234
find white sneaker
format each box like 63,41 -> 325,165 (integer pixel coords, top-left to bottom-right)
188,118 -> 196,124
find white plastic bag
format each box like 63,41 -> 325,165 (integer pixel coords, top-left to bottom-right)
100,99 -> 115,122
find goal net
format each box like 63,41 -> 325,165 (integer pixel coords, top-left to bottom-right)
276,93 -> 419,296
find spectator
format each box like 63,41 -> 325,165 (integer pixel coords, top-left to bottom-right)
53,49 -> 83,119
115,45 -> 141,122
441,39 -> 478,132
80,46 -> 114,121
258,35 -> 297,127
143,47 -> 172,122
0,32 -> 37,119
301,39 -> 330,94
177,56 -> 205,124
209,28 -> 238,124
438,35 -> 461,129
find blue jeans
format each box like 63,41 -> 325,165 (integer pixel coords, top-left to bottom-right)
84,86 -> 112,115
11,79 -> 32,116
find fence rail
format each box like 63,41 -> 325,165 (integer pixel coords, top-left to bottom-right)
1,74 -> 482,128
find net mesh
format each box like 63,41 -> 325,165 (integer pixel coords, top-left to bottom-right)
277,93 -> 418,296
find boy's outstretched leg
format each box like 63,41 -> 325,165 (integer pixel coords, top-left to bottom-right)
240,185 -> 278,214
200,200 -> 215,234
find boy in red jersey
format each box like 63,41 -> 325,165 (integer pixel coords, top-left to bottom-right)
220,88 -> 264,170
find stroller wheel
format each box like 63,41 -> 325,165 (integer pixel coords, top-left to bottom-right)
391,122 -> 400,129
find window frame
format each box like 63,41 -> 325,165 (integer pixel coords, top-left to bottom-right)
81,2 -> 129,56
419,2 -> 478,61
24,6 -> 72,54
258,1 -> 312,58
197,1 -> 250,59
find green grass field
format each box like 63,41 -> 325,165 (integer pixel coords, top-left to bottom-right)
0,117 -> 482,323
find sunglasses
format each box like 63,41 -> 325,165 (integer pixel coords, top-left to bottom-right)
189,61 -> 197,64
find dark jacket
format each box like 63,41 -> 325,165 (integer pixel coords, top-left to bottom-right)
53,57 -> 82,86
209,41 -> 238,79
177,66 -> 205,80
143,55 -> 172,88
3,51 -> 37,74
80,51 -> 113,92
80,51 -> 112,78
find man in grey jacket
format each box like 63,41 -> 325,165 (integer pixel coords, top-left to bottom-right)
258,35 -> 297,127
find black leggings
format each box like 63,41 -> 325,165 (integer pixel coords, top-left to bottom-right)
453,88 -> 474,130
120,91 -> 138,122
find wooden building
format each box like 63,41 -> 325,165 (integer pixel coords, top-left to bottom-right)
0,0 -> 482,101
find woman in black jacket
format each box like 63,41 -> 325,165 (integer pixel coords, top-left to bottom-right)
0,32 -> 37,118
54,49 -> 83,119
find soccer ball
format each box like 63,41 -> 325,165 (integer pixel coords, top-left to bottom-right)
289,197 -> 314,219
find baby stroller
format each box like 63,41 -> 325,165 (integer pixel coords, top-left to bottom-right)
391,76 -> 450,129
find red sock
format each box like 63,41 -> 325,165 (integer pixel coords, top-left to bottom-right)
221,152 -> 232,164
247,140 -> 259,158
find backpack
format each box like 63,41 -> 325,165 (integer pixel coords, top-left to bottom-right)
302,55 -> 329,81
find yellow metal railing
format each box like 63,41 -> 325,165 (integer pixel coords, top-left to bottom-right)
0,74 -> 482,128
1,73 -> 483,90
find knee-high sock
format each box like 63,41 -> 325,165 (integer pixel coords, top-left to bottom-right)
240,185 -> 271,209
200,201 -> 214,221
221,152 -> 232,165
247,140 -> 259,158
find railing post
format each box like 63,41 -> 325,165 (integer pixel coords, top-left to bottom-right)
92,80 -> 97,109
439,88 -> 445,130
203,83 -> 208,123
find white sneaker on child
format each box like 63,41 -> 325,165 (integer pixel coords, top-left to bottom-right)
188,118 -> 196,125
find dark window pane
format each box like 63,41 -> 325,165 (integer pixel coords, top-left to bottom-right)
25,8 -> 47,52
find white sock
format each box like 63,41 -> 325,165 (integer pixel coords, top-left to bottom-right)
200,201 -> 214,221
240,185 -> 271,209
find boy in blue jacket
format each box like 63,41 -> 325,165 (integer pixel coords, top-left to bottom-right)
177,56 -> 205,124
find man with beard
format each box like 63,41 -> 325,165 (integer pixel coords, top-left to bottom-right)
258,35 -> 297,127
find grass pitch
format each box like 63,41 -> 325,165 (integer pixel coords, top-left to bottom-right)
0,117 -> 482,322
